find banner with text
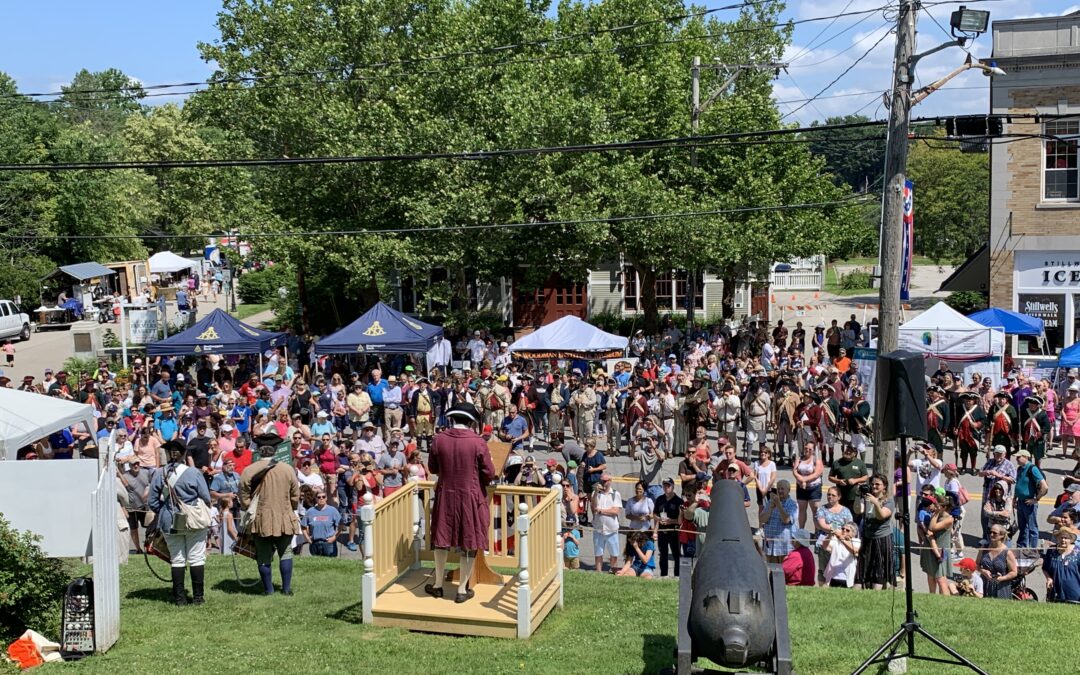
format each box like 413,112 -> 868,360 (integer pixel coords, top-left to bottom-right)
128,309 -> 159,345
900,180 -> 914,301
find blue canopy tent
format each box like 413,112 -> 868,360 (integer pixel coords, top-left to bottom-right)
1060,343 -> 1080,368
968,308 -> 1044,336
314,301 -> 443,354
146,308 -> 285,356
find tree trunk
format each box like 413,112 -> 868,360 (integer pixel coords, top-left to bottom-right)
721,265 -> 737,320
639,265 -> 659,335
296,265 -> 311,335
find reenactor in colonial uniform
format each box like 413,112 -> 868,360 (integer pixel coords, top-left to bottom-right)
570,378 -> 598,443
715,381 -> 741,455
954,391 -> 985,474
816,384 -> 841,465
1021,395 -> 1051,467
926,385 -> 950,456
772,383 -> 800,466
989,391 -> 1017,457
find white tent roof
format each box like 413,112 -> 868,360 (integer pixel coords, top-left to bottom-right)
899,302 -> 1004,360
509,316 -> 628,357
149,250 -> 198,274
0,388 -> 97,461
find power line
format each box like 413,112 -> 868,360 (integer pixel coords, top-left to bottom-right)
786,0 -> 859,63
788,20 -> 893,69
1,195 -> 879,242
780,26 -> 894,120
0,118 -> 900,172
2,3 -> 894,103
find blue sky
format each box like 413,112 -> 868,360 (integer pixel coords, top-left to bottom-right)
1,0 -> 1077,125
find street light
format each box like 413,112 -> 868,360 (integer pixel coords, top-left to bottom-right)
950,6 -> 991,37
910,53 -> 1005,106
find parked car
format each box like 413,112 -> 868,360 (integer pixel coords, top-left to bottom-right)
0,299 -> 31,341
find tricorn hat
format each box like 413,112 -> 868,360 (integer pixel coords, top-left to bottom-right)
446,402 -> 481,425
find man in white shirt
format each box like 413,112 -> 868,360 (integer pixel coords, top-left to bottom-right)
426,336 -> 453,376
909,442 -> 943,495
354,423 -> 387,461
591,474 -> 623,573
467,331 -> 487,366
494,342 -> 512,371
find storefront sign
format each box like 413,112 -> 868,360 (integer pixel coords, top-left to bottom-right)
1018,294 -> 1063,328
128,309 -> 159,345
1015,251 -> 1080,287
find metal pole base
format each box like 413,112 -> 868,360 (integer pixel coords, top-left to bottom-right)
852,619 -> 988,675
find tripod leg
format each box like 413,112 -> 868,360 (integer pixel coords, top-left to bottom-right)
852,626 -> 907,675
912,626 -> 990,675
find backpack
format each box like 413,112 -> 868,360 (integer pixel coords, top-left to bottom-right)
167,465 -> 212,532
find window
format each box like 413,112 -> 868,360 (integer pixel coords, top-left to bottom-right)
555,281 -> 585,305
1018,293 -> 1064,355
622,267 -> 704,312
1044,120 -> 1080,201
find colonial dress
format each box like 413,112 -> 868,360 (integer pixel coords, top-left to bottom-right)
428,427 -> 497,550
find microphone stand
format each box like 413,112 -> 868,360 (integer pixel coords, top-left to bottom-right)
852,435 -> 987,674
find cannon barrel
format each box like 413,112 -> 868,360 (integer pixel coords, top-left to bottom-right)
687,480 -> 776,667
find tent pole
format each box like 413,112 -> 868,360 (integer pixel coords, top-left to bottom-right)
120,304 -> 129,369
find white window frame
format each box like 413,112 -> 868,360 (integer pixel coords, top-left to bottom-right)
1043,119 -> 1080,203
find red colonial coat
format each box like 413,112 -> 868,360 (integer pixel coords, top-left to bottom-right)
429,427 -> 497,550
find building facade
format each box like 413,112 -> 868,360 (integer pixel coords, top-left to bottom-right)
987,13 -> 1080,356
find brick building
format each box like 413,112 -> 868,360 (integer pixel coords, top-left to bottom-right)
947,12 -> 1080,356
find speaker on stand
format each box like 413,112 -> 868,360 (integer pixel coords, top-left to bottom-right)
853,350 -> 986,674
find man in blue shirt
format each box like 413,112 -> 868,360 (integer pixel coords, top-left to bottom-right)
176,288 -> 190,312
1014,449 -> 1048,548
155,404 -> 180,442
301,493 -> 342,557
499,405 -> 530,452
150,371 -> 174,405
367,369 -> 389,430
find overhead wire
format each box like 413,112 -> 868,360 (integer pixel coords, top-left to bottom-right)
1,3 -> 896,104
1,194 -> 880,242
785,0 -> 859,63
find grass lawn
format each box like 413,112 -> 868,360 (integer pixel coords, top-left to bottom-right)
229,303 -> 270,321
47,558 -> 1071,675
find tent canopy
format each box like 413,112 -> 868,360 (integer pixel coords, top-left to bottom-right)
899,302 -> 1004,360
45,262 -> 117,282
1059,343 -> 1080,368
148,251 -> 198,275
0,388 -> 97,461
509,315 -> 628,359
314,301 -> 443,354
146,308 -> 285,356
968,307 -> 1044,336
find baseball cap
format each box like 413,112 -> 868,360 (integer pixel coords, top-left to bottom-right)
662,477 -> 674,486
176,374 -> 185,382
956,557 -> 977,572
992,444 -> 1007,454
482,424 -> 493,434
546,458 -> 558,467
1015,449 -> 1032,458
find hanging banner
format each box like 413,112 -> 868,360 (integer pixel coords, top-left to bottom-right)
900,180 -> 914,301
852,347 -> 878,412
128,309 -> 159,345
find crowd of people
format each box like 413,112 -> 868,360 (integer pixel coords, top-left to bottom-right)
7,312 -> 1080,602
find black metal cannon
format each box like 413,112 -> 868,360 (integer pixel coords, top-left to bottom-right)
674,480 -> 793,675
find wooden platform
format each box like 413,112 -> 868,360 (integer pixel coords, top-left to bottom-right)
370,568 -> 560,639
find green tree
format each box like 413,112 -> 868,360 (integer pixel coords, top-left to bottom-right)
906,132 -> 988,262
54,68 -> 146,133
807,114 -> 886,192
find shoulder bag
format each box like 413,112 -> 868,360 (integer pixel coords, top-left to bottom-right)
167,465 -> 212,531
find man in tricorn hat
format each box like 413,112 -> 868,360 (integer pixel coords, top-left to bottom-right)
425,402 -> 497,603
1022,395 -> 1050,468
955,391 -> 985,474
926,385 -> 949,455
240,432 -> 300,595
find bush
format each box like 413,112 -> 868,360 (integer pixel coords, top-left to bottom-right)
945,290 -> 988,315
840,269 -> 873,291
0,514 -> 74,642
62,355 -> 99,380
237,265 -> 292,304
441,310 -> 507,335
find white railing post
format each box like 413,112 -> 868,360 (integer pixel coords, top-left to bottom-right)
516,501 -> 531,638
361,493 -> 376,622
552,486 -> 564,609
410,477 -> 422,570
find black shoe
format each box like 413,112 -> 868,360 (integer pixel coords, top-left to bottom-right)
170,567 -> 188,606
424,584 -> 444,598
454,588 -> 475,604
281,590 -> 294,596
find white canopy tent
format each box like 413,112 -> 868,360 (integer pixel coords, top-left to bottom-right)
0,387 -> 97,461
509,315 -> 628,359
149,250 -> 198,275
898,302 -> 1005,361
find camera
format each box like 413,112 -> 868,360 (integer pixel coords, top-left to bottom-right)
857,483 -> 873,496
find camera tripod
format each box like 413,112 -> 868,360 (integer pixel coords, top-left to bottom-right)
852,435 -> 987,674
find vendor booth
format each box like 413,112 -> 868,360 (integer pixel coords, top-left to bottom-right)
146,308 -> 284,356
508,315 -> 628,359
314,301 -> 443,354
968,307 -> 1047,357
39,262 -> 119,327
894,302 -> 1005,386
0,389 -> 119,652
148,250 -> 199,276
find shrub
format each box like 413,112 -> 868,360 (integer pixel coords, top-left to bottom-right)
945,290 -> 988,315
0,514 -> 74,642
441,310 -> 507,335
840,268 -> 874,291
237,265 -> 292,304
62,355 -> 99,380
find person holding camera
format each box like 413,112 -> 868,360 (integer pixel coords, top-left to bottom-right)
513,455 -> 546,487
854,475 -> 895,590
760,480 -> 797,564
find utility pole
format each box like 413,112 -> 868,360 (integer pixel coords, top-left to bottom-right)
689,58 -> 785,328
874,0 -> 918,479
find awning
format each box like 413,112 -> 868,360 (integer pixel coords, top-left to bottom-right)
46,262 -> 118,282
938,243 -> 988,293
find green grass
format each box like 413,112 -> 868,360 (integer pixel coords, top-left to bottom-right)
47,558 -> 1072,675
838,256 -> 955,267
229,303 -> 270,322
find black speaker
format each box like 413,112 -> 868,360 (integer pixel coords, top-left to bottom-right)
876,350 -> 928,441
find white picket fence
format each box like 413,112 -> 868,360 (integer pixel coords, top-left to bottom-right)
90,461 -> 120,652
769,270 -> 824,291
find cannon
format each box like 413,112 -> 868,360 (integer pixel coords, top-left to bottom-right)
674,480 -> 792,675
